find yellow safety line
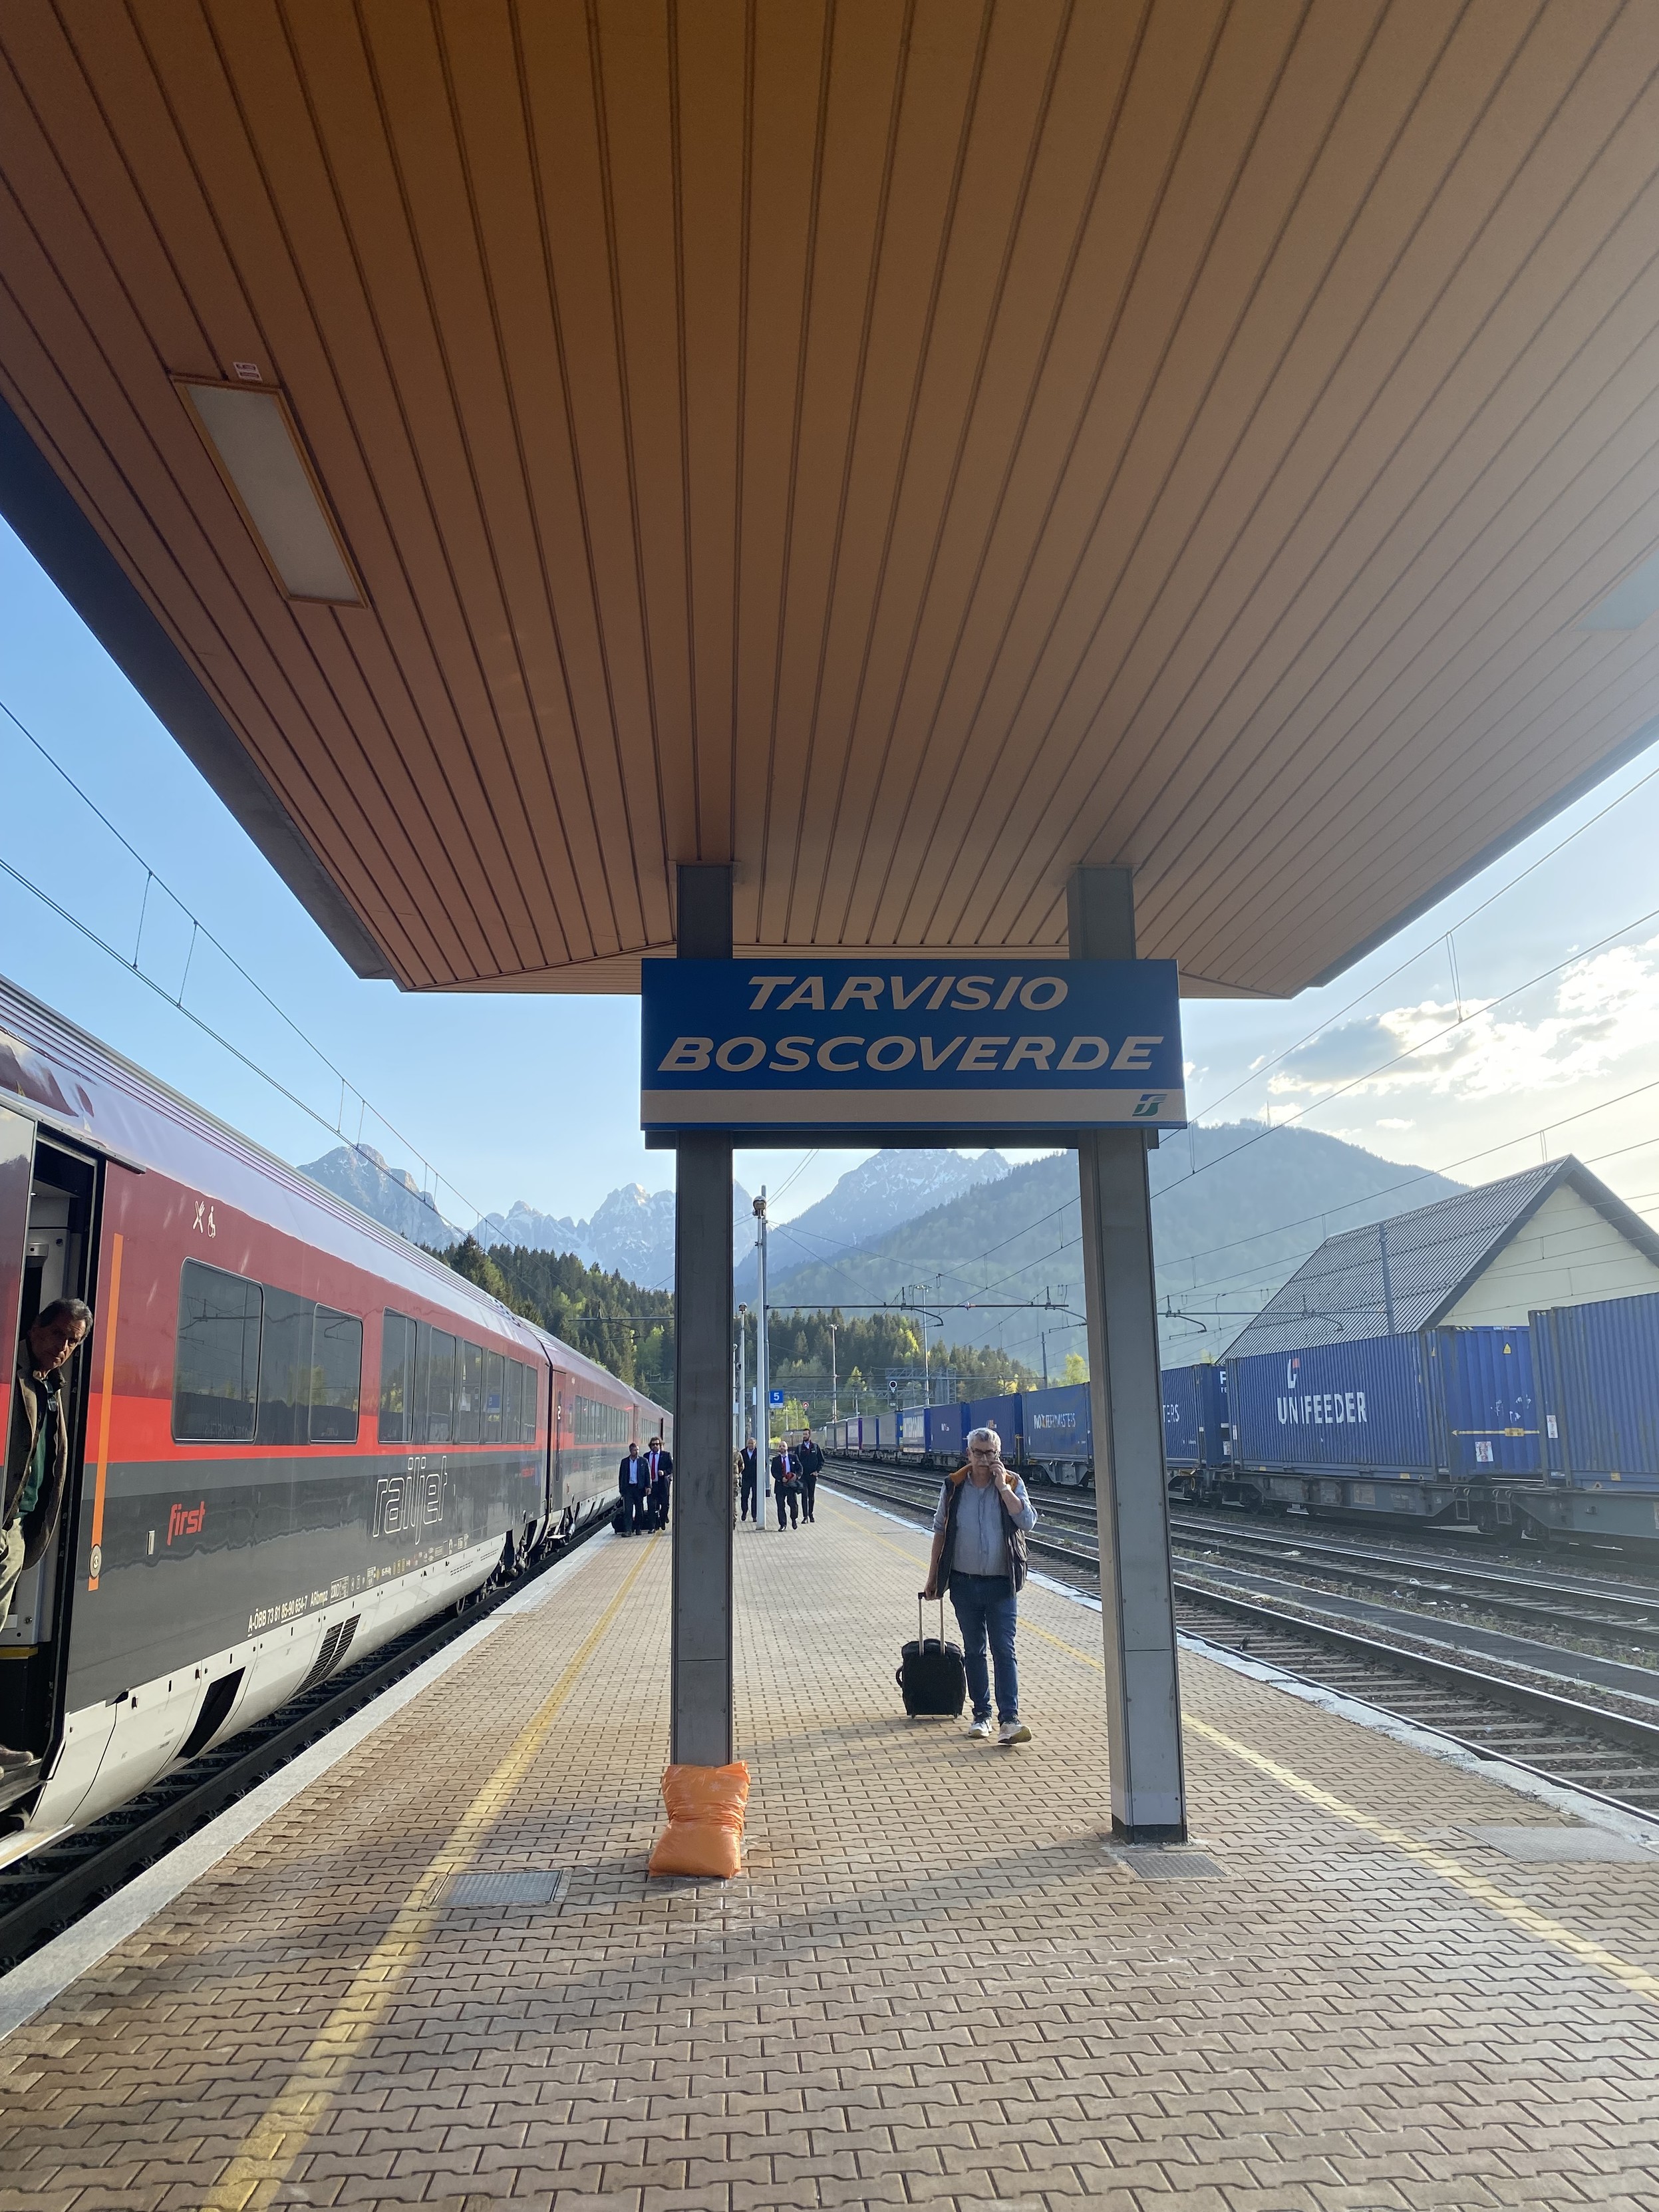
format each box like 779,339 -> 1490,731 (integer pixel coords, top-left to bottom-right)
203,1533 -> 663,2211
1018,1614 -> 1659,2008
828,1504 -> 1659,2006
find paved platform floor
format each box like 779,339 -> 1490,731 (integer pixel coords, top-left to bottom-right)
4,1492 -> 1659,2211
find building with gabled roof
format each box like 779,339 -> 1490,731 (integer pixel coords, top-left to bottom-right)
1223,1160 -> 1659,1362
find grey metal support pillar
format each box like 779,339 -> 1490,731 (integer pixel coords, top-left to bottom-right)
1069,866 -> 1187,1841
671,864 -> 734,1766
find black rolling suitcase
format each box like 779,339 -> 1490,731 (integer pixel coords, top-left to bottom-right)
897,1597 -> 967,1718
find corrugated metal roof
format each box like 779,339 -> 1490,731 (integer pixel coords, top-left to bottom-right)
1223,1160 -> 1659,1360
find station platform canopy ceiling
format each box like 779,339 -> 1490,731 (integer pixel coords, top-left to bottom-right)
3,3 -> 1659,1001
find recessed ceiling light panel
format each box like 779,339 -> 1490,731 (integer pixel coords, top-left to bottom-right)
177,379 -> 363,605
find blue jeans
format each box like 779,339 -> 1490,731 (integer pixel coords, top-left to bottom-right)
948,1571 -> 1019,1722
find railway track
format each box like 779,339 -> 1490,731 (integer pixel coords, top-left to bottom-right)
825,1460 -> 1659,1821
0,1505 -> 611,1975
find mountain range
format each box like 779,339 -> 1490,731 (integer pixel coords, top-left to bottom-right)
734,1149 -> 1008,1297
299,1126 -> 1463,1361
758,1125 -> 1465,1366
298,1146 -> 752,1286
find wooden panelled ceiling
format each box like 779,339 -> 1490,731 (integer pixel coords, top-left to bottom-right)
5,1 -> 1659,996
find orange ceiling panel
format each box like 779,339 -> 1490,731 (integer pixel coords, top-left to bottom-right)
2,1 -> 1658,995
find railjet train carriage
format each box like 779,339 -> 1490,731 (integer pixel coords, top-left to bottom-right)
0,976 -> 667,1841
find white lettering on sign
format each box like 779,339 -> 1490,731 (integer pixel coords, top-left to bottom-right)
1112,1034 -> 1163,1070
660,1036 -> 714,1070
959,1036 -> 1008,1070
1277,1390 -> 1369,1427
952,976 -> 994,1009
715,1036 -> 766,1070
769,1036 -> 811,1070
816,1035 -> 861,1070
866,1036 -> 916,1070
891,975 -> 935,1010
831,975 -> 883,1010
920,1036 -> 964,1070
1004,1036 -> 1053,1071
779,977 -> 826,1011
748,975 -> 795,1009
1058,1036 -> 1108,1069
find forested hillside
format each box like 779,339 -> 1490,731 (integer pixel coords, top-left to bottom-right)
763,1123 -> 1465,1364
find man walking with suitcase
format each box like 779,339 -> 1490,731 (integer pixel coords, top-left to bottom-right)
920,1427 -> 1037,1744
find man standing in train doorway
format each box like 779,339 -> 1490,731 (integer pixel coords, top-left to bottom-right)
647,1434 -> 673,1529
2,1299 -> 92,1766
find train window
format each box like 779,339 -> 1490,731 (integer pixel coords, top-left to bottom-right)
455,1339 -> 482,1446
501,1358 -> 521,1445
483,1349 -> 504,1444
426,1330 -> 456,1446
379,1311 -> 414,1443
518,1360 -> 538,1443
311,1308 -> 362,1443
257,1288 -> 315,1445
174,1262 -> 261,1442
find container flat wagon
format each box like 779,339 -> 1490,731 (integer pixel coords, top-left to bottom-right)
1529,1288 -> 1659,1546
1218,1327 -> 1543,1531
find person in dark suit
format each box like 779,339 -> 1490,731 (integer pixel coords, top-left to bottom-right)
770,1438 -> 801,1529
738,1437 -> 758,1523
647,1434 -> 673,1528
618,1441 -> 651,1535
798,1430 -> 824,1523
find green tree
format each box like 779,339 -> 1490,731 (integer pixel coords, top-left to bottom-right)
1062,1350 -> 1089,1386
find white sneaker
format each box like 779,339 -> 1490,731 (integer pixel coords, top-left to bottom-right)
967,1716 -> 992,1738
998,1720 -> 1032,1746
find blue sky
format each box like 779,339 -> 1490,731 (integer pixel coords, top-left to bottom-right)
3,516 -> 1658,1238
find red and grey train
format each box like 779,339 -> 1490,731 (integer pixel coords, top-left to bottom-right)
0,973 -> 667,1844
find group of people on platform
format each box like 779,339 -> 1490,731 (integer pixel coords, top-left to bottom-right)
736,1430 -> 823,1528
615,1435 -> 673,1533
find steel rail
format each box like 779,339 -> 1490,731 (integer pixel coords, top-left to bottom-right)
824,1462 -> 1659,1815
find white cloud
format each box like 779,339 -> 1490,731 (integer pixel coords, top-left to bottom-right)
1269,934 -> 1659,1105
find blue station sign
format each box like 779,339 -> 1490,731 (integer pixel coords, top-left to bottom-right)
641,957 -> 1184,1135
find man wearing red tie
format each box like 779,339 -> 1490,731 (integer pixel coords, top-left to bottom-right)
647,1434 -> 673,1529
770,1437 -> 801,1529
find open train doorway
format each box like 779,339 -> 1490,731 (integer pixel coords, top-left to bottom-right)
0,1116 -> 98,1808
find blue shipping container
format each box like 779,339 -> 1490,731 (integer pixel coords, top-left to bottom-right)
1024,1384 -> 1092,1467
1229,1336 -> 1435,1475
1428,1327 -> 1539,1478
1162,1364 -> 1229,1470
901,1408 -> 927,1455
1531,1289 -> 1659,1488
924,1402 -> 967,1461
966,1394 -> 1025,1466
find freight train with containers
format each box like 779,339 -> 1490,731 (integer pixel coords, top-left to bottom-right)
824,1299 -> 1659,1550
0,977 -> 669,1846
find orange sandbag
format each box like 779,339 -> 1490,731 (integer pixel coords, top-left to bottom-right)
647,1760 -> 751,1878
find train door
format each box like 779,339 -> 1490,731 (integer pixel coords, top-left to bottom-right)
0,1115 -> 99,1812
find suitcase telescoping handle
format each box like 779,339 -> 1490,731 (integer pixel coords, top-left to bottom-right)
918,1594 -> 947,1645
